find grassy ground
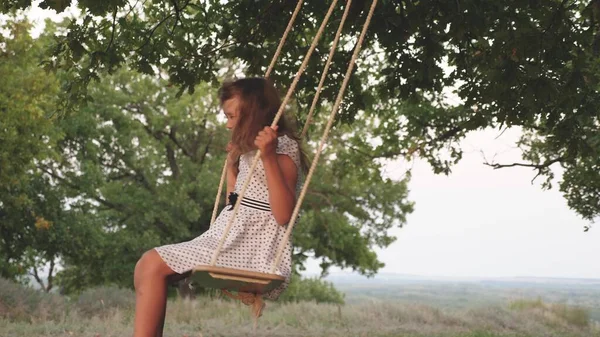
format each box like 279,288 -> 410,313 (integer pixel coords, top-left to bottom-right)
1,278 -> 599,337
2,296 -> 600,336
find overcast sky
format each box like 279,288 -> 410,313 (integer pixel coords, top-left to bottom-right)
306,127 -> 600,279
10,2 -> 600,281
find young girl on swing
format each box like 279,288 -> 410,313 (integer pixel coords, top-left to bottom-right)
132,77 -> 306,337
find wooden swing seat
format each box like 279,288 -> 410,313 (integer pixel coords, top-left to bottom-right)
192,265 -> 285,294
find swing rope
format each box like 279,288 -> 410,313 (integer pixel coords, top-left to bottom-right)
205,0 -> 378,283
210,0 -> 340,266
272,0 -> 378,273
265,0 -> 305,79
209,0 -> 305,226
300,0 -> 353,139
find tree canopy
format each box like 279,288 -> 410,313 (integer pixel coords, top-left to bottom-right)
2,0 -> 599,222
0,18 -> 412,292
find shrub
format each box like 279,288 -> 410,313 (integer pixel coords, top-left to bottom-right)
509,297 -> 545,311
509,298 -> 590,328
0,277 -> 66,322
75,285 -> 135,318
279,274 -> 345,304
550,303 -> 590,328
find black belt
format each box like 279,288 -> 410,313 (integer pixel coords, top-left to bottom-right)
227,192 -> 271,212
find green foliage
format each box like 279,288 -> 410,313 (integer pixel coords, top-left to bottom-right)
0,19 -> 69,287
48,63 -> 412,291
279,274 -> 344,304
3,0 -> 599,221
0,17 -> 413,293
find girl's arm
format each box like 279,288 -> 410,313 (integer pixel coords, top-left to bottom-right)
262,154 -> 297,225
255,126 -> 298,225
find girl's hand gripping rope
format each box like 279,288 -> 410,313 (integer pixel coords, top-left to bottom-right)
254,125 -> 279,159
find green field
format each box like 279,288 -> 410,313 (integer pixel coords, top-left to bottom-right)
2,276 -> 600,337
333,275 -> 600,323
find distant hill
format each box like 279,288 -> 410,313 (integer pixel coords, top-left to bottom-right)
307,271 -> 600,323
314,271 -> 600,287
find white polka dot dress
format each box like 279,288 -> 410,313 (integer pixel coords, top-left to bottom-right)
155,135 -> 301,300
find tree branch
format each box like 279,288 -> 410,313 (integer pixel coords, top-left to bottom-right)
125,0 -> 142,18
484,156 -> 564,170
29,267 -> 45,291
169,0 -> 181,33
307,190 -> 334,208
593,0 -> 600,56
123,159 -> 155,192
131,116 -> 195,160
169,0 -> 192,33
106,6 -> 118,53
38,165 -> 127,211
166,143 -> 180,179
543,0 -> 569,34
136,13 -> 174,52
167,126 -> 193,158
189,117 -> 207,162
483,156 -> 565,183
198,132 -> 214,167
347,145 -> 377,159
47,258 -> 55,293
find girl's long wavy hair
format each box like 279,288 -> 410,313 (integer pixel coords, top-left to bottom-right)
218,77 -> 309,173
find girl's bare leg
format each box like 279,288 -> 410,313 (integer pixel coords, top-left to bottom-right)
154,283 -> 167,337
133,249 -> 178,337
154,272 -> 192,337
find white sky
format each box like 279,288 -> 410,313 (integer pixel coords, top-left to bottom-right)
0,1 -> 80,35
306,127 -> 600,279
12,3 -> 600,281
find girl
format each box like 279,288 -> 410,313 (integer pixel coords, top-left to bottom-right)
132,77 -> 306,337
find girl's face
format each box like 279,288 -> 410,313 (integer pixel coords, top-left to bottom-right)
221,97 -> 240,130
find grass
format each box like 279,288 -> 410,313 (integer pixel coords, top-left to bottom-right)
509,298 -> 591,329
1,278 -> 600,337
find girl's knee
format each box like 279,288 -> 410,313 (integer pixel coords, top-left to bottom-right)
134,249 -> 168,285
